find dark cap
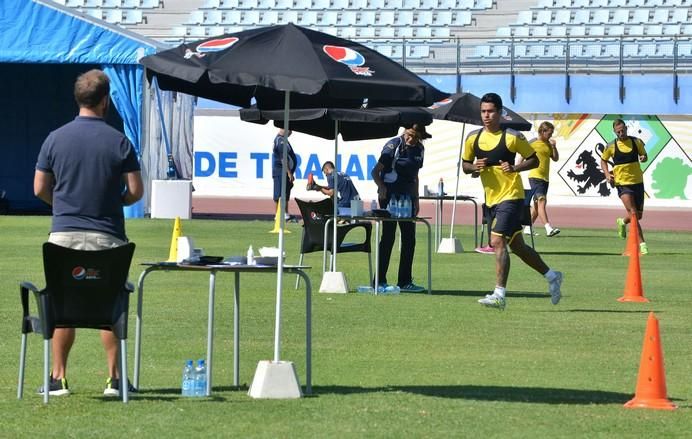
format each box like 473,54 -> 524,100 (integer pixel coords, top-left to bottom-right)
406,123 -> 432,140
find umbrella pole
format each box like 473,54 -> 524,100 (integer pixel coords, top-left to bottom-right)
332,120 -> 339,271
319,122 -> 349,293
449,123 -> 466,238
274,91 -> 290,363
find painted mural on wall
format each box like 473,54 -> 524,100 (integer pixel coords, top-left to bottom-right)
556,115 -> 692,200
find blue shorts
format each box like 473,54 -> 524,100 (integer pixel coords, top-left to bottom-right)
273,175 -> 294,202
528,178 -> 549,200
488,199 -> 524,242
616,182 -> 645,211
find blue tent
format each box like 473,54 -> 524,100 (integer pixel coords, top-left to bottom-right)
0,0 -> 191,216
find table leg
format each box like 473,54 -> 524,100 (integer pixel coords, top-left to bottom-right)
421,219 -> 432,294
374,220 -> 380,295
323,218 -> 333,273
296,270 -> 312,395
233,272 -> 240,388
134,267 -> 156,389
206,271 -> 216,396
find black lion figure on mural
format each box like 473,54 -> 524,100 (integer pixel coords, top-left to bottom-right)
566,148 -> 612,197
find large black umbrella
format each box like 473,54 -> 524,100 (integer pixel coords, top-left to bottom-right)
239,106 -> 432,141
140,24 -> 447,381
240,105 -> 432,272
140,24 -> 447,110
427,92 -> 532,130
426,93 -> 533,250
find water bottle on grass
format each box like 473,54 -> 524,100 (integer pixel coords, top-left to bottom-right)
181,359 -> 194,397
194,359 -> 207,397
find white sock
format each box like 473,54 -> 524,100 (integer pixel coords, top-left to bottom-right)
544,269 -> 557,282
494,286 -> 506,297
524,225 -> 531,233
545,223 -> 552,232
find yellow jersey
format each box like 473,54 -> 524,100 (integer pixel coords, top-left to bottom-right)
528,138 -> 553,182
463,128 -> 536,207
601,136 -> 646,185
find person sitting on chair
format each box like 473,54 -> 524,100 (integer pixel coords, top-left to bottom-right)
306,161 -> 360,208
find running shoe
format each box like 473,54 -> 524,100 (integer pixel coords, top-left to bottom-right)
400,282 -> 425,293
547,228 -> 561,237
478,293 -> 506,310
639,242 -> 649,255
37,376 -> 70,397
548,271 -> 563,305
104,377 -> 138,397
616,218 -> 626,239
474,246 -> 494,255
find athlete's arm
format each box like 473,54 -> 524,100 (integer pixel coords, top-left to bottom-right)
122,170 -> 144,206
550,139 -> 559,161
600,158 -> 614,186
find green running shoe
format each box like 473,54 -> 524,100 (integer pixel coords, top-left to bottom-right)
639,242 -> 649,255
616,218 -> 626,239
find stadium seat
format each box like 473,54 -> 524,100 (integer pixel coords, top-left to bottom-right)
639,42 -> 657,57
321,10 -> 338,25
281,10 -> 299,23
431,27 -> 450,38
140,0 -> 159,6
663,23 -> 681,35
189,25 -> 207,38
532,26 -> 548,37
339,10 -> 358,25
438,0 -> 456,8
592,10 -> 609,24
397,26 -> 414,38
627,24 -> 645,35
219,0 -> 239,7
379,10 -> 395,23
473,45 -> 490,58
526,44 -> 546,57
378,27 -> 396,40
551,25 -> 567,37
312,0 -> 330,9
222,10 -> 242,24
205,10 -> 222,24
369,0 -> 386,8
496,26 -> 511,38
391,45 -> 403,59
358,26 -> 376,38
573,9 -> 590,24
573,0 -> 589,6
512,26 -> 529,37
104,9 -> 123,23
453,11 -> 472,25
589,25 -> 606,36
436,10 -> 453,25
350,0 -> 368,9
402,0 -> 422,8
260,10 -> 279,24
243,10 -> 260,24
419,0 -> 438,8
376,45 -> 393,57
208,25 -> 226,35
609,24 -> 626,35
294,0 -> 311,8
359,10 -> 377,25
275,0 -> 293,7
415,26 -> 432,39
555,10 -> 571,24
186,10 -> 205,24
536,10 -> 552,24
582,43 -> 602,57
658,42 -> 675,56
632,9 -> 650,23
299,10 -> 318,24
341,27 -> 357,38
417,10 -> 434,25
611,9 -> 629,24
398,10 -> 414,24
408,45 -> 430,58
568,25 -> 586,37
386,0 -> 404,8
670,8 -> 688,23
646,24 -> 663,35
568,43 -> 584,57
238,0 -> 258,7
493,44 -> 510,57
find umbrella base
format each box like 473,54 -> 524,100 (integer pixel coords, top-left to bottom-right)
248,361 -> 302,399
438,237 -> 463,254
319,271 -> 349,293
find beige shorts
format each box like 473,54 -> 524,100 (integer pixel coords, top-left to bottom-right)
48,231 -> 126,251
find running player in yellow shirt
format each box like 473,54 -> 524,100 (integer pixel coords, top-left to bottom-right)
599,118 -> 649,254
462,93 -> 563,310
523,121 -> 560,237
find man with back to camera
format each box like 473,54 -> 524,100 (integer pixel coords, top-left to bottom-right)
306,160 -> 360,208
600,118 -> 649,254
34,69 -> 143,397
461,93 -> 563,310
272,128 -> 298,222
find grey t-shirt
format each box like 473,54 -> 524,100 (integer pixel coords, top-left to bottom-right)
36,116 -> 140,241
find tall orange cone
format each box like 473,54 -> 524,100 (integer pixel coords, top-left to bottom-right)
618,215 -> 648,302
622,213 -> 640,256
167,216 -> 183,262
624,312 -> 677,410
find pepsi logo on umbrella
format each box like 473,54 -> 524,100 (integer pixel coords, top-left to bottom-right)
184,37 -> 239,59
428,98 -> 453,110
323,45 -> 374,77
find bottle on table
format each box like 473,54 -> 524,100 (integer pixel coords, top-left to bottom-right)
247,245 -> 255,265
438,178 -> 444,196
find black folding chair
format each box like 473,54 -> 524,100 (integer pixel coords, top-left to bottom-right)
18,242 -> 135,403
295,198 -> 372,288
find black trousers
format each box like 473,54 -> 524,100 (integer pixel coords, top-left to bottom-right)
377,210 -> 416,287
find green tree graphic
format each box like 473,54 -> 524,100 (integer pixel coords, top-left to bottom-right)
651,157 -> 692,199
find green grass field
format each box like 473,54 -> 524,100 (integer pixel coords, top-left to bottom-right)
1,216 -> 690,437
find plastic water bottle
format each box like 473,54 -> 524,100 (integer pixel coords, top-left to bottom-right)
402,195 -> 411,218
438,178 -> 444,196
194,359 -> 207,397
356,285 -> 375,293
247,245 -> 255,265
388,195 -> 397,217
370,199 -> 377,212
181,359 -> 195,397
379,285 -> 400,295
397,196 -> 405,218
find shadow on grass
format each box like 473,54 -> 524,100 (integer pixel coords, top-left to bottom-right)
314,384 -> 632,405
431,290 -> 550,299
545,309 -> 660,314
537,251 -> 621,256
109,387 -> 229,402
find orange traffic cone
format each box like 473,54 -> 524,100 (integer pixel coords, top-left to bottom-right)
622,213 -> 641,256
624,312 -> 677,410
618,216 -> 648,302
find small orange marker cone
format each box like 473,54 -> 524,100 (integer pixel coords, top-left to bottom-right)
624,312 -> 677,410
622,213 -> 641,256
618,215 -> 648,302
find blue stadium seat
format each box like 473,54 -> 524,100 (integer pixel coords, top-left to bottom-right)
415,27 -> 432,39
532,26 -> 548,37
123,10 -> 144,24
379,10 -> 395,23
652,9 -> 671,23
219,0 -> 239,7
417,10 -> 434,25
386,0 -> 404,8
552,25 -> 567,37
589,25 -> 606,36
493,44 -> 509,58
453,10 -> 472,25
546,44 -> 565,57
260,10 -> 279,24
104,9 -> 122,23
186,10 -> 204,24
222,10 -> 242,24
568,43 -> 583,57
609,24 -> 626,35
408,45 -> 430,58
376,45 -> 393,57
438,0 -> 456,8
622,42 -> 638,56
402,0 -> 421,8
670,8 -> 688,22
243,10 -> 260,24
663,23 -> 681,35
238,0 -> 258,8
358,26 -> 376,38
140,0 -> 159,6
398,10 -> 414,23
474,0 -> 492,8
339,10 -> 358,25
419,0 -> 438,7
205,10 -> 223,24
473,45 -> 490,58
369,0 -> 386,8
536,10 -> 552,24
350,0 -> 368,8
516,10 -> 533,24
436,10 -> 453,25
657,42 -> 675,57
677,42 -> 692,57
379,27 -> 396,40
496,26 -> 511,38
391,45 -> 403,59
432,27 -> 450,38
513,26 -> 530,37
294,0 -> 311,7
397,26 -> 414,38
592,9 -> 609,24
321,10 -> 337,25
299,10 -> 318,24
281,10 -> 299,23
646,24 -> 663,35
312,0 -> 330,9
573,9 -> 590,24
208,25 -> 226,35
340,27 -> 357,38
258,0 -> 276,7
573,0 -> 589,6
611,9 -> 629,24
275,0 -> 293,7
627,24 -> 645,35
359,10 -> 377,25
568,25 -> 586,37
639,42 -> 657,57
632,8 -> 650,23
555,9 -> 571,24
84,0 -> 103,6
